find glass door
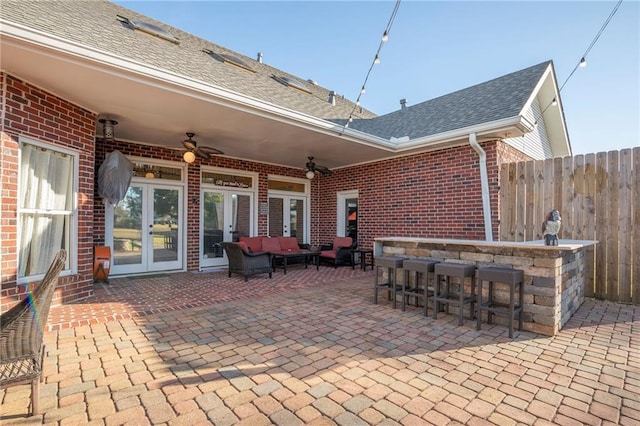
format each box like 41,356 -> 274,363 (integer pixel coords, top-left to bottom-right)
268,195 -> 306,244
109,183 -> 183,275
201,190 -> 253,268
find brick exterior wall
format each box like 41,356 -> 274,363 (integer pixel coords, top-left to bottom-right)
1,73 -> 97,311
2,69 -> 534,312
316,142 -> 530,251
93,139 -> 308,272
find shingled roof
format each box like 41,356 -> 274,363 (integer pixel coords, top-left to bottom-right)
1,1 -> 569,161
0,0 -> 375,122
347,61 -> 552,140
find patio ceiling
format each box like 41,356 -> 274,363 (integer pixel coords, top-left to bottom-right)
2,22 -> 531,173
3,30 -> 432,172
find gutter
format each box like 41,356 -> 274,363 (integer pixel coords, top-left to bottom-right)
469,133 -> 493,241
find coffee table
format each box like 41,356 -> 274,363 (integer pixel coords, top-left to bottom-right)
271,249 -> 320,274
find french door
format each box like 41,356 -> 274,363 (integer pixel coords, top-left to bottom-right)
200,189 -> 254,268
268,194 -> 307,243
108,183 -> 183,275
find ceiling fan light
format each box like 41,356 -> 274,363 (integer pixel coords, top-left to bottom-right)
306,170 -> 315,179
183,151 -> 196,163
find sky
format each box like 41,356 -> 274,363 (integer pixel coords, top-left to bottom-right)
114,1 -> 640,156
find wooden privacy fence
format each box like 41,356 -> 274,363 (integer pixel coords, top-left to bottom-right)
499,147 -> 639,304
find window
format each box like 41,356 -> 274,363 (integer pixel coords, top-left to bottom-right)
272,75 -> 312,94
18,141 -> 75,278
116,15 -> 180,44
203,49 -> 255,73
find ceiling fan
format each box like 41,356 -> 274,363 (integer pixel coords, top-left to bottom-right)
305,156 -> 332,179
181,132 -> 223,163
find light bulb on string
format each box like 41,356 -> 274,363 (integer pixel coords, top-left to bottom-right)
360,86 -> 366,94
382,31 -> 389,43
374,55 -> 380,65
579,57 -> 587,68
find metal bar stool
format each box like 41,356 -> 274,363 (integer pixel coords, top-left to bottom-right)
373,256 -> 404,308
477,267 -> 524,338
401,259 -> 439,316
433,263 -> 477,326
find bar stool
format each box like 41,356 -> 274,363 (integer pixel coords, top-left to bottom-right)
477,267 -> 524,338
401,259 -> 439,316
433,263 -> 477,326
373,256 -> 404,308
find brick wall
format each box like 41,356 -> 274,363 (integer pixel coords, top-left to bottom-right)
315,142 -> 530,250
1,73 -> 97,311
93,139 -> 308,270
2,68 -> 534,310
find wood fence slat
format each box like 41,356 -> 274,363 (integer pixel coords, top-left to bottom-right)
542,159 -> 554,240
574,155 -> 586,241
594,152 -> 608,299
607,151 -> 620,301
633,147 -> 640,305
618,149 -> 632,302
516,161 -> 526,241
553,157 -> 564,233
582,153 -> 597,298
562,156 -> 575,239
534,160 -> 545,240
525,161 -> 535,241
500,163 -> 516,241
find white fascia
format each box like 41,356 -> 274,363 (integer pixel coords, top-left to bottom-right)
391,115 -> 535,152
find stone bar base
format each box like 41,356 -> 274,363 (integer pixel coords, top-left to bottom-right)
374,238 -> 596,336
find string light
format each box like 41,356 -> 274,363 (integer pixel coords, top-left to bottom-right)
340,0 -> 401,134
538,0 -> 623,122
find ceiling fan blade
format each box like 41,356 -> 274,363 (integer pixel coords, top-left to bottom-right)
315,165 -> 332,175
198,145 -> 224,155
194,148 -> 210,159
182,140 -> 196,150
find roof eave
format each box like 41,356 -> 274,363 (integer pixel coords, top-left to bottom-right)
391,115 -> 534,152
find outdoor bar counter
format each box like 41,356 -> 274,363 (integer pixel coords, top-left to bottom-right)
374,237 -> 596,336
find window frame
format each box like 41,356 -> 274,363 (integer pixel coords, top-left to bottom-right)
17,137 -> 78,282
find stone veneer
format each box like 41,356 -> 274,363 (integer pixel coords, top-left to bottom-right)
374,238 -> 596,336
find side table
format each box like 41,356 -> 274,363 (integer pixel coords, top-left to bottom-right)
352,249 -> 374,271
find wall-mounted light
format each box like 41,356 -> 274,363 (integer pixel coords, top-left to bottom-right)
99,118 -> 118,141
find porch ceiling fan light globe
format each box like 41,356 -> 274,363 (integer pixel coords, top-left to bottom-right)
183,151 -> 196,163
306,170 -> 315,179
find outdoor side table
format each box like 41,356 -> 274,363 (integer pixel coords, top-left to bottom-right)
352,249 -> 374,271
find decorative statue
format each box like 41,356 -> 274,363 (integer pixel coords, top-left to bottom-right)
542,210 -> 561,246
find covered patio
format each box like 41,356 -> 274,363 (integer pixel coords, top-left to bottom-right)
1,268 -> 638,424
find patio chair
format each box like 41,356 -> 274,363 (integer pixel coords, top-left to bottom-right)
222,242 -> 272,281
319,236 -> 356,268
0,249 -> 67,416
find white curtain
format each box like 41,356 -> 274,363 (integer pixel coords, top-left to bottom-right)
19,144 -> 72,276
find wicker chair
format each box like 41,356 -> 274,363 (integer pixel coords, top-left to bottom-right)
222,242 -> 272,281
0,249 -> 66,416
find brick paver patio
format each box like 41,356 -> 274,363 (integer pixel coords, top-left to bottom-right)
1,267 -> 638,425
